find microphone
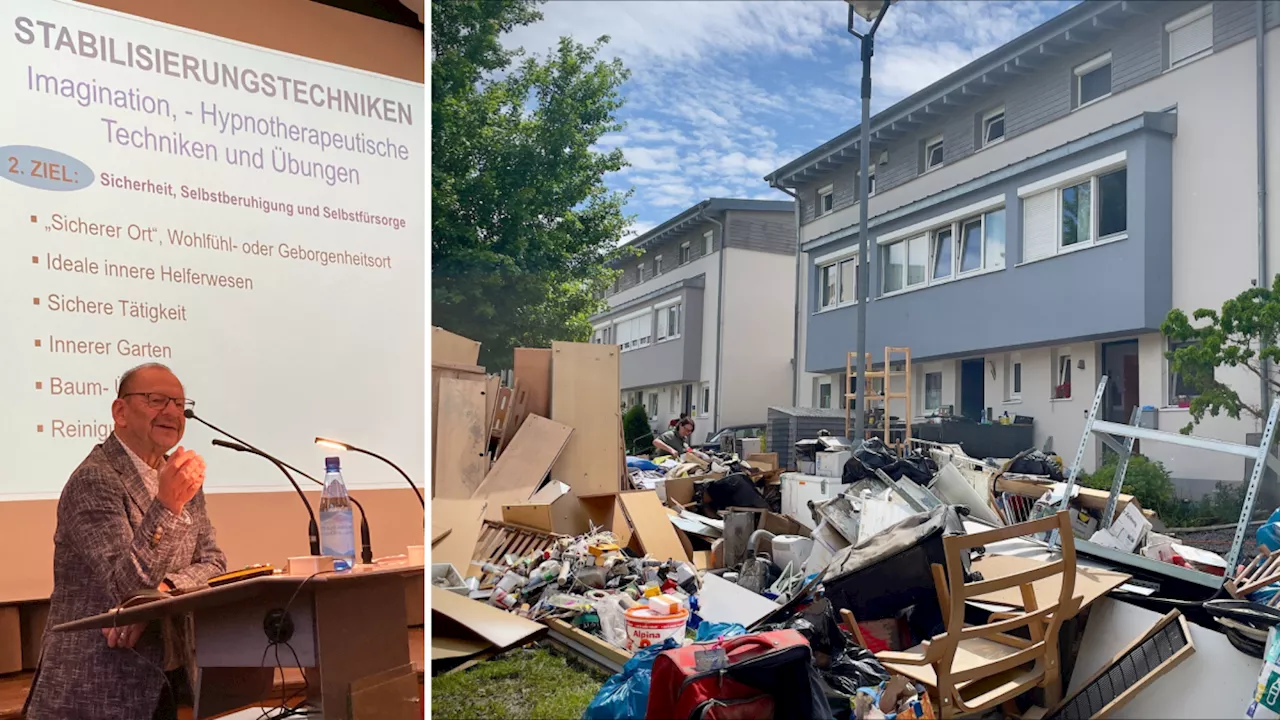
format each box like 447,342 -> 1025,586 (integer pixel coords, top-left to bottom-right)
314,437 -> 424,508
185,409 -> 374,565
211,439 -> 320,556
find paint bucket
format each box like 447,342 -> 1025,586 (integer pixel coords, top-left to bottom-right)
624,606 -> 688,651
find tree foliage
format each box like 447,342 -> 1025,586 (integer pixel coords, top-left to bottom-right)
1161,274 -> 1280,433
432,0 -> 634,369
623,404 -> 654,455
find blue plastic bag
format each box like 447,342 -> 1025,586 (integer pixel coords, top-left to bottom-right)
626,456 -> 661,471
694,622 -> 747,642
1257,509 -> 1280,556
581,637 -> 678,720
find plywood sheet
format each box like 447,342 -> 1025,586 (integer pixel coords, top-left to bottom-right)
431,499 -> 488,574
433,327 -> 480,366
497,380 -> 527,454
550,342 -> 622,497
484,375 -> 501,442
618,491 -> 690,563
969,553 -> 1131,611
513,348 -> 553,419
472,415 -> 573,499
435,377 -> 490,499
431,364 -> 485,497
432,587 -> 544,651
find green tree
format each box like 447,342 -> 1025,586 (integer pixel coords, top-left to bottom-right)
432,0 -> 634,370
1161,274 -> 1280,434
623,404 -> 654,455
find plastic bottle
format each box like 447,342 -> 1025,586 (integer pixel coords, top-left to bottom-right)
318,456 -> 356,571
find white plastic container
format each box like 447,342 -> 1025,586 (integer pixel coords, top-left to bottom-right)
780,473 -> 851,529
771,535 -> 814,572
624,606 -> 688,650
431,563 -> 468,595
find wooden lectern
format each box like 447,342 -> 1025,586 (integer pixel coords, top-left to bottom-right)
54,565 -> 424,720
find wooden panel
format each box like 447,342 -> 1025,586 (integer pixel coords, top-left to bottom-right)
0,608 -> 20,675
431,364 -> 485,497
20,603 -> 48,670
498,380 -> 528,455
514,348 -> 553,420
434,377 -> 490,499
618,491 -> 690,563
969,554 -> 1130,611
484,375 -> 501,445
433,327 -> 480,366
313,577 -> 410,720
350,664 -> 418,720
472,415 -> 573,499
431,499 -> 488,574
550,342 -> 622,498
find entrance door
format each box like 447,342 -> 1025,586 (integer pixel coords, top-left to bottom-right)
1101,340 -> 1140,455
960,358 -> 985,422
682,383 -> 693,416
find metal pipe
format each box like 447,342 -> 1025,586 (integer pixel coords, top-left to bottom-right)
705,212 -> 727,436
1259,0 -> 1271,415
770,184 -> 803,406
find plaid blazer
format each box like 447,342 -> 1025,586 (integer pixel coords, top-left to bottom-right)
25,434 -> 227,720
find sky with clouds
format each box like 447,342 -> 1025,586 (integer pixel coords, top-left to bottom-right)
502,0 -> 1079,241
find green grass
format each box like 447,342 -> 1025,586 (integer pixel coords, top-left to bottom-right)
433,646 -> 609,719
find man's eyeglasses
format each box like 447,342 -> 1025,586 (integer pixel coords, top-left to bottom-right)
121,393 -> 195,411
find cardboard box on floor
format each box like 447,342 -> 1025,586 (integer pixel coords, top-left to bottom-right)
501,482 -> 590,535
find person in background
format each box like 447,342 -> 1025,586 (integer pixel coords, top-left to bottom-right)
668,411 -> 689,429
25,363 -> 227,720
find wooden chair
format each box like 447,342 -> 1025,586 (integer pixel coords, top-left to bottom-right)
873,511 -> 1083,719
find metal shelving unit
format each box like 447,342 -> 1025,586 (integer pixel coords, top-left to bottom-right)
1056,376 -> 1280,582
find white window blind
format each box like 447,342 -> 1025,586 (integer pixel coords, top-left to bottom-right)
1022,190 -> 1057,262
1168,6 -> 1212,68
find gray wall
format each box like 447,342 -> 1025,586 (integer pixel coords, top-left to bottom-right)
613,221 -> 719,295
795,0 -> 1273,227
805,124 -> 1174,372
725,209 -> 796,255
618,286 -> 705,390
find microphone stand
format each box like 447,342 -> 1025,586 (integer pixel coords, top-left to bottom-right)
315,438 -> 423,508
186,410 -> 374,565
212,439 -> 320,556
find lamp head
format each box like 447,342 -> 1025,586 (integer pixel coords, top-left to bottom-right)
314,437 -> 350,451
846,0 -> 895,22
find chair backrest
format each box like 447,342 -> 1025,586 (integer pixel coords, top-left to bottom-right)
932,510 -> 1081,712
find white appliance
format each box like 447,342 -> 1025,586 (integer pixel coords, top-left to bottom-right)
815,450 -> 851,478
780,473 -> 852,529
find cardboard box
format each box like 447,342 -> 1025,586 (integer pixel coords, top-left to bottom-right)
745,453 -> 779,473
502,481 -> 588,535
1089,502 -> 1151,553
1069,508 -> 1099,539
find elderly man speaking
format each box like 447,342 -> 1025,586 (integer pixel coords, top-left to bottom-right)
25,363 -> 227,720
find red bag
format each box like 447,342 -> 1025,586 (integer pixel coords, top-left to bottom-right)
645,630 -> 816,720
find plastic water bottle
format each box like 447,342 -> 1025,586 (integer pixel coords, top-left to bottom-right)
319,456 -> 356,571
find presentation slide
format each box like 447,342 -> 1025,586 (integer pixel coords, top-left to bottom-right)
0,0 -> 425,500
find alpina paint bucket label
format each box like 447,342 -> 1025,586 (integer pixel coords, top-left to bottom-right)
624,607 -> 688,651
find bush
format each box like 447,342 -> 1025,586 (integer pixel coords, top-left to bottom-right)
622,404 -> 654,455
1080,453 -> 1176,518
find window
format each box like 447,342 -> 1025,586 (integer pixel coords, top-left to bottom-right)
818,255 -> 859,310
700,383 -> 711,417
647,392 -> 658,418
982,108 -> 1005,147
924,136 -> 944,172
635,264 -> 644,284
1053,350 -> 1072,400
819,382 -> 832,409
703,231 -> 713,256
1023,165 -> 1127,262
1168,339 -> 1211,406
615,312 -> 653,351
1075,53 -> 1112,108
818,185 -> 835,216
881,207 -> 1005,294
1167,5 -> 1213,69
656,303 -> 681,341
1005,353 -> 1022,401
670,387 -> 679,413
925,372 -> 942,411
856,167 -> 877,197
592,326 -> 612,344
679,242 -> 691,264
654,255 -> 663,275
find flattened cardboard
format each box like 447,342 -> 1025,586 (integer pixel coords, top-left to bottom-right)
618,491 -> 691,563
970,553 -> 1131,611
431,499 -> 488,575
746,453 -> 779,473
431,586 -> 545,652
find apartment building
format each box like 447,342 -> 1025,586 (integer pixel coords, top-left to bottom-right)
766,0 -> 1280,494
592,198 -> 796,443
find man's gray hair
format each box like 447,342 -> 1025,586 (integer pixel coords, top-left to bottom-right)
117,363 -> 175,398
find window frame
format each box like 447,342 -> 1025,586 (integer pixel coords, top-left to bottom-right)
1005,352 -> 1022,402
924,135 -> 945,172
1166,4 -> 1214,70
635,263 -> 644,284
818,382 -> 832,409
981,107 -> 1006,148
880,207 -> 1006,296
654,254 -> 663,275
647,392 -> 659,418
1074,52 -> 1113,109
814,252 -> 859,312
679,242 -> 691,265
924,372 -> 943,411
1167,339 -> 1209,406
1052,349 -> 1073,400
703,230 -> 713,256
1058,167 -> 1127,252
856,167 -> 877,197
700,383 -> 711,418
818,184 -> 835,216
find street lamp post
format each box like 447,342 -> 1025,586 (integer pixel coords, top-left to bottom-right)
846,0 -> 892,443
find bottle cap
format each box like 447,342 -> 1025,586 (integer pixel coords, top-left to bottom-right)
325,456 -> 341,471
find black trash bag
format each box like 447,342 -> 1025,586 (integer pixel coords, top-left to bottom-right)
853,438 -> 897,472
1008,450 -> 1065,481
705,472 -> 768,512
758,598 -> 890,719
842,454 -> 871,484
894,450 -> 938,486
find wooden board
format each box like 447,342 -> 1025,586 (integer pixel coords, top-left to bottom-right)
431,499 -> 488,574
491,386 -> 513,438
969,553 -> 1131,611
484,375 -> 501,445
431,364 -> 485,497
550,342 -> 622,497
617,491 -> 691,563
497,380 -> 528,455
581,495 -> 633,548
513,347 -> 553,420
432,586 -> 545,651
501,482 -> 588,535
434,377 -> 491,498
472,415 -> 572,500
433,327 -> 480,366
